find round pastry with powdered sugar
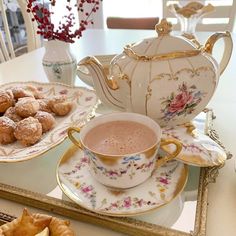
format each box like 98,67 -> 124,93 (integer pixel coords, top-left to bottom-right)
11,86 -> 34,100
4,106 -> 22,122
0,90 -> 15,113
15,97 -> 40,118
24,85 -> 45,99
35,111 -> 55,133
0,116 -> 16,144
14,117 -> 42,146
37,98 -> 52,113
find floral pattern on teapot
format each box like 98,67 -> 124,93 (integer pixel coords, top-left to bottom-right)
160,82 -> 207,122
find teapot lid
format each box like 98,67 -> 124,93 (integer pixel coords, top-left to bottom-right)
123,19 -> 202,61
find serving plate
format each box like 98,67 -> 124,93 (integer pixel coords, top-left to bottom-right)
0,81 -> 98,162
57,145 -> 188,217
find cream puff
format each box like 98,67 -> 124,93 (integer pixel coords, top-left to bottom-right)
0,116 -> 16,144
15,97 -> 40,118
0,89 -> 14,113
14,117 -> 42,146
35,111 -> 55,133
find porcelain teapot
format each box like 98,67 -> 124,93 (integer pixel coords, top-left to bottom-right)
78,19 -> 233,126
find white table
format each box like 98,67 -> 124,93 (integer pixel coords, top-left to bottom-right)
0,29 -> 236,236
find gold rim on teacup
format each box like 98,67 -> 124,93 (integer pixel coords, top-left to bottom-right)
67,112 -> 182,189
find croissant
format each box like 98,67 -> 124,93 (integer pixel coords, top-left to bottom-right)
1,209 -> 52,236
49,217 -> 75,236
0,209 -> 76,236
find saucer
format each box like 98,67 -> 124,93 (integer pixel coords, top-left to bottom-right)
162,112 -> 227,167
57,145 -> 188,217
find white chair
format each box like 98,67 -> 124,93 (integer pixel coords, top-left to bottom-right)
0,0 -> 41,63
163,0 -> 236,32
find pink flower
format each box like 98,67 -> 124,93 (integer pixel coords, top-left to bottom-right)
81,157 -> 89,163
108,171 -> 118,176
168,91 -> 193,113
111,203 -> 118,208
81,185 -> 92,193
59,89 -> 68,95
137,199 -> 143,207
160,177 -> 169,185
59,130 -> 67,136
123,197 -> 132,208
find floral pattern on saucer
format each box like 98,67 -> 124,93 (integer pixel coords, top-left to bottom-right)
162,112 -> 227,167
57,146 -> 188,216
0,81 -> 97,162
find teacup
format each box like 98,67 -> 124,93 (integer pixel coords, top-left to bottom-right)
67,112 -> 182,189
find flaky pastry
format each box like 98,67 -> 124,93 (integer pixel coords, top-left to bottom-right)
49,217 -> 75,236
0,209 -> 75,236
48,96 -> 73,116
0,209 -> 52,236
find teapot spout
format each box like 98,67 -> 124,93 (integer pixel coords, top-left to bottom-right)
79,56 -> 124,110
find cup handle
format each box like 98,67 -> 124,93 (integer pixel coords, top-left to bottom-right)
156,138 -> 182,167
67,127 -> 82,149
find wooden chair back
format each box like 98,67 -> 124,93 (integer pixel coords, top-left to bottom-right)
106,17 -> 159,30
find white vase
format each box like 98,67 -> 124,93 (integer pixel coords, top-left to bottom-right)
42,40 -> 77,85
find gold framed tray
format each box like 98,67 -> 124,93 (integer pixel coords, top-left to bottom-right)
0,109 -> 231,236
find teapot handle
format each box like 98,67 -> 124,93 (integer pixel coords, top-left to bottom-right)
204,31 -> 233,75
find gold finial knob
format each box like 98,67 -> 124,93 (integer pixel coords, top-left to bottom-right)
155,19 -> 172,36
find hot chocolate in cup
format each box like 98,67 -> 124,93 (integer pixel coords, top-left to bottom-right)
68,112 -> 182,189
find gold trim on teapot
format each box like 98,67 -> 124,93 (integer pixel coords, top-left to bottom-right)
123,45 -> 202,61
123,19 -> 202,61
